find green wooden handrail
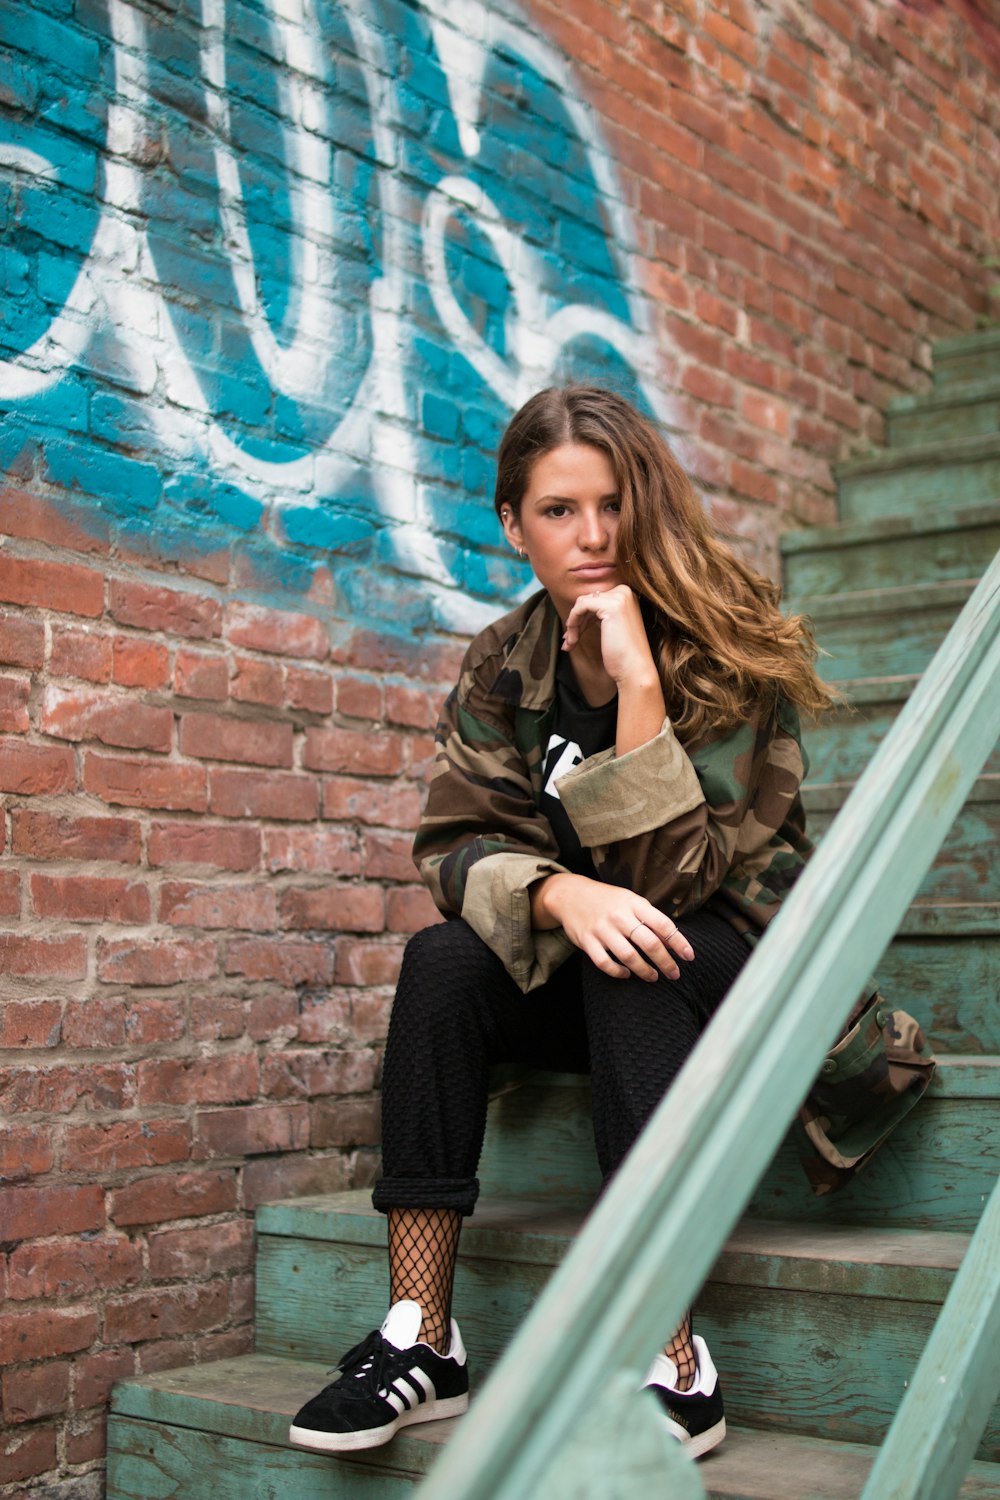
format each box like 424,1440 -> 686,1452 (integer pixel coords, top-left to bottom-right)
416,549 -> 1000,1500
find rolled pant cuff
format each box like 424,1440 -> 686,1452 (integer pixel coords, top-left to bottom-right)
371,1175 -> 480,1217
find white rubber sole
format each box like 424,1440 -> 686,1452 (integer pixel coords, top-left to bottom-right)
288,1392 -> 470,1454
662,1412 -> 726,1460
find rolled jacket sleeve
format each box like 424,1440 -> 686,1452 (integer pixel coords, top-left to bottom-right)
555,719 -> 704,845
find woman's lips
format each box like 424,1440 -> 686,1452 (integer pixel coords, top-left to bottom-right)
572,565 -> 616,579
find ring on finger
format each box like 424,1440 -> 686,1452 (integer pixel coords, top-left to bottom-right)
629,922 -> 645,941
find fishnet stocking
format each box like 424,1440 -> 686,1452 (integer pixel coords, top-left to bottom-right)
665,1311 -> 696,1392
388,1207 -> 462,1352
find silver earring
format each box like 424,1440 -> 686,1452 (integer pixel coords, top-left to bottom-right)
518,548 -> 526,562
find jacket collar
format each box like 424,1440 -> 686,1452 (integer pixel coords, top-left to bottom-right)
483,590 -> 562,712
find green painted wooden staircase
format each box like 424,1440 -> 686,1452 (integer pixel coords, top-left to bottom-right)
106,329 -> 1000,1500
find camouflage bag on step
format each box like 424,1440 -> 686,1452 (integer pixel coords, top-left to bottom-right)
799,991 -> 936,1195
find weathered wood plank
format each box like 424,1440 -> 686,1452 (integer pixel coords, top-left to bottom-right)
107,1414 -> 427,1500
859,1171 -> 1000,1500
782,506 -> 1000,599
835,433 -> 1000,520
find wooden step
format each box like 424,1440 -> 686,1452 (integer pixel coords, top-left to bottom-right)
780,504 -> 1000,600
750,1057 -> 1000,1230
107,1356 -> 1000,1499
835,432 -> 1000,522
887,376 -> 1000,448
803,774 -> 1000,902
801,579 -> 977,682
933,329 -> 1000,388
109,1207 -> 1000,1492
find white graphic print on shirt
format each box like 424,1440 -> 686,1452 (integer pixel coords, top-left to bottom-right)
543,734 -> 584,799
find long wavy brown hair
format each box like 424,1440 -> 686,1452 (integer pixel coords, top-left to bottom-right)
494,385 -> 838,743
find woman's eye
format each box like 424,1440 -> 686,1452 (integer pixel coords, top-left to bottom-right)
607,500 -> 622,514
545,504 -> 569,518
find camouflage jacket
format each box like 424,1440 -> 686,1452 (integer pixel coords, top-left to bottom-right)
414,591 -> 814,992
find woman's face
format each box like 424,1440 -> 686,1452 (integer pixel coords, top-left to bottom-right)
501,442 -> 621,621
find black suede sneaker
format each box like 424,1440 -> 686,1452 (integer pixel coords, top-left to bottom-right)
642,1334 -> 726,1459
288,1300 -> 469,1454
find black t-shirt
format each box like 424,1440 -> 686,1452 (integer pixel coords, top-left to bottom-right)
540,651 -> 618,877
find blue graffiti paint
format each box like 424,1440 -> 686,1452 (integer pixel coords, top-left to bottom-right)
0,0 -> 669,634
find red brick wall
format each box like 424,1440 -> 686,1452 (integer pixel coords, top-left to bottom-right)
1,0 -> 998,1493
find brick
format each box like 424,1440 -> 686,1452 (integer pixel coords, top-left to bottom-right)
12,809 -> 142,863
0,1184 -> 104,1242
104,1281 -> 230,1345
386,885 -> 441,934
262,1049 -> 378,1099
232,655 -> 284,707
247,991 -> 299,1042
66,1409 -> 106,1465
0,737 -> 75,794
0,486 -> 110,553
311,1097 -> 381,1149
0,674 -> 30,731
125,995 -> 187,1045
304,728 -> 405,775
149,821 -> 260,871
285,666 -> 332,715
0,1307 -> 98,1368
0,554 -> 103,616
74,1348 -> 135,1410
109,1170 -> 237,1228
0,932 -> 86,979
0,869 -> 20,915
0,1125 -> 54,1180
279,884 -> 384,932
243,1151 -> 351,1210
84,752 -> 208,812
347,984 -> 386,1044
49,623 -> 113,682
160,880 -> 277,930
2,1361 -> 70,1424
113,636 -> 170,689
225,937 -> 334,985
193,1103 -> 310,1158
7,1236 -> 141,1300
137,1054 -> 259,1107
210,768 -> 318,820
97,936 -> 218,986
0,612 -> 44,670
363,831 -> 418,883
109,578 -> 222,639
321,777 -> 422,829
42,684 -> 172,752
335,674 -> 383,720
31,873 -> 151,923
0,1063 -> 133,1115
180,710 -> 292,767
61,996 -> 127,1048
61,1119 -> 191,1174
148,1220 -> 254,1280
383,684 -> 440,729
175,648 -> 229,700
198,1325 -> 254,1364
224,601 -> 329,659
191,993 -> 245,1041
334,939 -> 404,987
264,826 -> 360,874
297,991 -> 352,1045
0,1421 -> 57,1485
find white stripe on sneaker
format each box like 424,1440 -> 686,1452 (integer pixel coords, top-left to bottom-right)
392,1375 -> 423,1408
409,1366 -> 436,1401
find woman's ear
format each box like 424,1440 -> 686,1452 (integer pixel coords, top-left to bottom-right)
499,506 -> 524,556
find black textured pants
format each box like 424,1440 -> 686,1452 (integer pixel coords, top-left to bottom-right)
372,909 -> 749,1217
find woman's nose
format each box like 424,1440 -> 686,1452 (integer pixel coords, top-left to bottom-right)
579,510 -> 608,549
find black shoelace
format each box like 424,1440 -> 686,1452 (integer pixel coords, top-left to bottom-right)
330,1331 -> 409,1405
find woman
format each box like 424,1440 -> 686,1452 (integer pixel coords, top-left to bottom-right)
289,386 -> 834,1460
